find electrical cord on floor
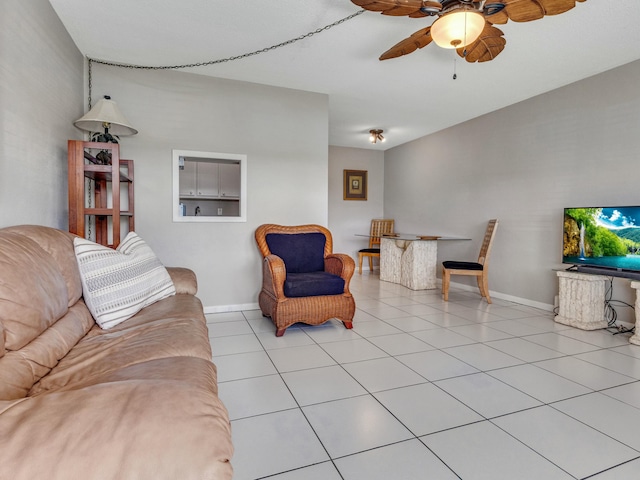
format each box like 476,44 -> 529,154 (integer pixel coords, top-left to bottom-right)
603,277 -> 636,335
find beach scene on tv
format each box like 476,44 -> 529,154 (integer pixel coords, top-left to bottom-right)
563,207 -> 640,271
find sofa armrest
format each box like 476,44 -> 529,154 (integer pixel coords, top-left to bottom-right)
166,267 -> 198,295
262,255 -> 287,300
325,254 -> 355,293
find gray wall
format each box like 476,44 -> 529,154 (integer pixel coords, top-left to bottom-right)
0,0 -> 83,228
89,63 -> 329,310
384,59 -> 640,312
4,1 -> 639,316
328,146 -> 385,265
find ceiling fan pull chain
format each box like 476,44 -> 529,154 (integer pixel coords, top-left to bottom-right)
452,5 -> 471,79
463,8 -> 468,49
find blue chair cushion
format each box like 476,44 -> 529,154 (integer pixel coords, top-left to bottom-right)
359,248 -> 380,254
266,233 -> 326,273
283,272 -> 345,298
443,261 -> 483,271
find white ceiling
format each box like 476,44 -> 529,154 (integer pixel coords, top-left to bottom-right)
49,0 -> 640,150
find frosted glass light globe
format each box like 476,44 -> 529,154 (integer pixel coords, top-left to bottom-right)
431,10 -> 485,49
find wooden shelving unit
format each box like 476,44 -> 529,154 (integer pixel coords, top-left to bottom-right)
68,140 -> 134,248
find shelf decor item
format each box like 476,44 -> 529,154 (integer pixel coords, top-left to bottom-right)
343,169 -> 367,201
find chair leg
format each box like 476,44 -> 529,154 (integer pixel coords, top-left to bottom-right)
343,321 -> 353,330
358,253 -> 363,274
275,328 -> 286,337
476,275 -> 486,298
442,268 -> 450,301
482,273 -> 491,304
368,256 -> 373,272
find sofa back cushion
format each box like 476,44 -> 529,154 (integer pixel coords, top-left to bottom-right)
0,232 -> 69,351
0,226 -> 92,400
2,225 -> 83,306
265,233 -> 326,273
0,302 -> 95,400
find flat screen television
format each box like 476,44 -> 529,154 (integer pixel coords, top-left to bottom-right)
563,206 -> 640,279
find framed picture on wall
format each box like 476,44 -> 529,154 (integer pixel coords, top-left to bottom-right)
343,170 -> 368,201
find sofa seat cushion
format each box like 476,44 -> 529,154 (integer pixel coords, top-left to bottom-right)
74,233 -> 176,330
0,357 -> 233,480
29,294 -> 211,396
283,272 -> 345,298
265,232 -> 326,273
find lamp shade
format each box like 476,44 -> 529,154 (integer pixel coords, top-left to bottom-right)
430,10 -> 485,49
74,97 -> 138,136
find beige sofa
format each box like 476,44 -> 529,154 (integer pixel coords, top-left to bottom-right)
0,225 -> 233,479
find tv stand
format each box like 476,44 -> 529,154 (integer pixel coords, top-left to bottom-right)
555,271 -> 607,330
575,265 -> 640,281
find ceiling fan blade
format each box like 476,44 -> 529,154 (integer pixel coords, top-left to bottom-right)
457,24 -> 506,63
534,0 -> 586,16
351,0 -> 430,17
379,26 -> 433,60
486,0 -> 587,24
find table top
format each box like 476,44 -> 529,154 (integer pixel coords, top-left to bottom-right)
355,234 -> 471,242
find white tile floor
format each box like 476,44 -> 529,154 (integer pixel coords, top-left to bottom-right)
207,274 -> 640,480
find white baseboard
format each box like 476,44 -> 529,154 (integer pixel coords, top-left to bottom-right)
203,302 -> 259,314
445,280 -> 555,312
204,281 -> 555,314
448,281 -> 640,330
205,284 -> 637,331
202,283 -> 555,314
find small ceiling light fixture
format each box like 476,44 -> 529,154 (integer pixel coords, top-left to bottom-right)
74,95 -> 138,143
369,129 -> 385,144
430,4 -> 485,49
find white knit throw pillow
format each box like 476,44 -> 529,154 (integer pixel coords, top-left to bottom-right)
74,232 -> 176,329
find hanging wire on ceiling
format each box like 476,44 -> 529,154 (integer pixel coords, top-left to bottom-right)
86,9 -> 365,104
90,10 -> 364,70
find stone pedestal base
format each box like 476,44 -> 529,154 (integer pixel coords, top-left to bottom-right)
380,238 -> 402,285
380,238 -> 437,290
555,271 -> 607,330
629,281 -> 640,346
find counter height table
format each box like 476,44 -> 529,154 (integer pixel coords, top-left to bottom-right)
356,234 -> 471,290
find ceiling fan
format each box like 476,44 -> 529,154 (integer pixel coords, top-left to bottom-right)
351,0 -> 587,63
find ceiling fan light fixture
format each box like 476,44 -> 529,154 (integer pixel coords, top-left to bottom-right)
369,129 -> 385,144
430,9 -> 485,49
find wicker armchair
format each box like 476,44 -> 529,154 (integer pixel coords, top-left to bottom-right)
255,224 -> 356,337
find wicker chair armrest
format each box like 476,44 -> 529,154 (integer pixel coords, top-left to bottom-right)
262,254 -> 287,299
325,253 -> 355,294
